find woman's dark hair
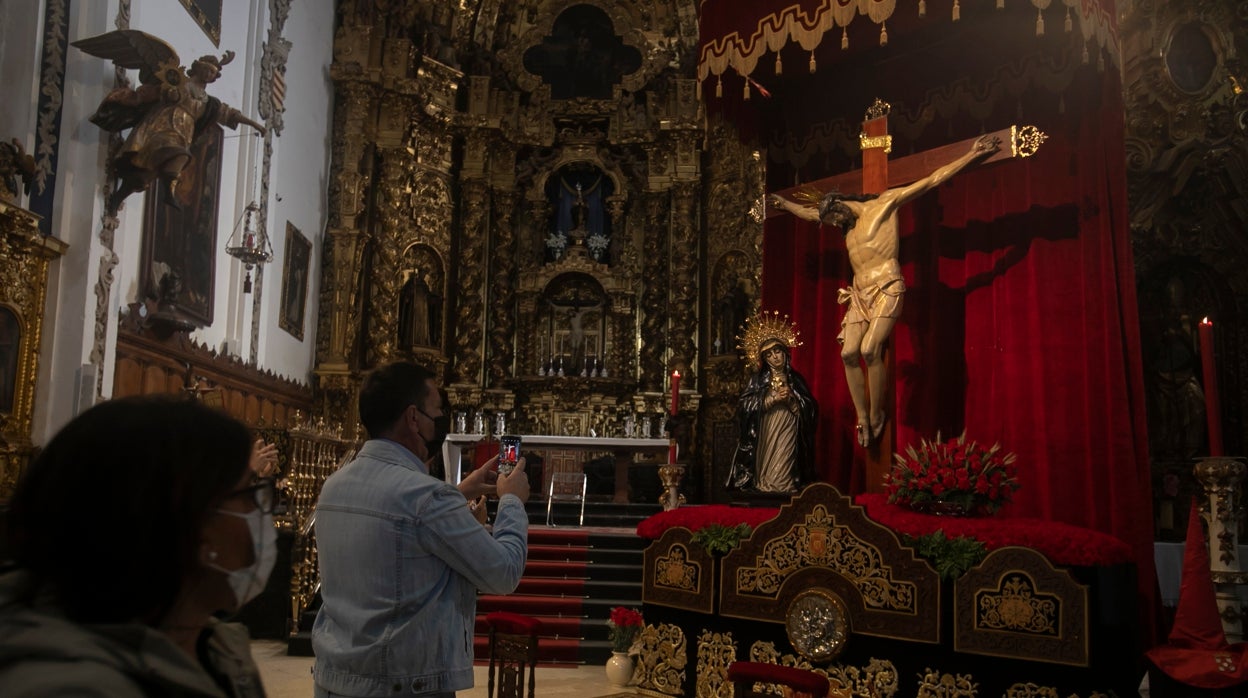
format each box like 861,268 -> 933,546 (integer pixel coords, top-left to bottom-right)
4,396 -> 252,624
358,361 -> 436,438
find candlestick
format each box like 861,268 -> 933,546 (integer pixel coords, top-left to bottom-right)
670,370 -> 681,415
1200,318 -> 1224,456
669,439 -> 678,465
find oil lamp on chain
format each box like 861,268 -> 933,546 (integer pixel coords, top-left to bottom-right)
225,200 -> 272,293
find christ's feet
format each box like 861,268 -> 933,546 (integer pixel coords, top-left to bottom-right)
855,423 -> 870,448
870,413 -> 888,442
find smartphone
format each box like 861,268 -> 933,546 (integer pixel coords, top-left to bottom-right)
498,435 -> 521,476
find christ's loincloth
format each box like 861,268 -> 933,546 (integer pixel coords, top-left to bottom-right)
837,275 -> 905,344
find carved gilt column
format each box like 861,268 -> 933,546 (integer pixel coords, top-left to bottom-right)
452,178 -> 488,386
638,190 -> 669,392
669,180 -> 699,381
366,145 -> 410,365
318,79 -> 376,372
487,188 -> 519,387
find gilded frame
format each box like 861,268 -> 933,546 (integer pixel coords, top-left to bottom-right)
279,222 -> 311,341
178,0 -> 222,46
140,125 -> 223,327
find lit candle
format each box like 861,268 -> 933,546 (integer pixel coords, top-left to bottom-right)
670,370 -> 680,416
1199,318 -> 1223,456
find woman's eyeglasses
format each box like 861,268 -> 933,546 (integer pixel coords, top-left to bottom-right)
223,478 -> 276,514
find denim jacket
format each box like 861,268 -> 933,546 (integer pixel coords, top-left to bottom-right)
311,439 -> 528,696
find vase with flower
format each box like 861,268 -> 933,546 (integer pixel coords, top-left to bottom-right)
605,606 -> 643,686
885,431 -> 1020,516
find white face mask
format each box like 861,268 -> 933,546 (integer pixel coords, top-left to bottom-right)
208,508 -> 277,608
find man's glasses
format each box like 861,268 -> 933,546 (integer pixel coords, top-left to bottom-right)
223,478 -> 276,514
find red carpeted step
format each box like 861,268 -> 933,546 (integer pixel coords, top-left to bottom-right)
523,559 -> 588,577
513,576 -> 587,595
526,543 -> 590,561
526,528 -> 590,545
474,613 -> 584,638
477,594 -> 583,616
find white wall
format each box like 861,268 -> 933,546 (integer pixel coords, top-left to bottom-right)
17,0 -> 334,441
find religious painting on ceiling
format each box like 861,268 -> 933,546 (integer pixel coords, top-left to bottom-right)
140,124 -> 223,327
280,222 -> 311,341
178,0 -> 222,46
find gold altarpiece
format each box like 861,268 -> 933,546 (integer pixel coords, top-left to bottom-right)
0,201 -> 67,498
313,1 -> 764,501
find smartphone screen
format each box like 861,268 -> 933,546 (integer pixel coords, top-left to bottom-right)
499,435 -> 521,475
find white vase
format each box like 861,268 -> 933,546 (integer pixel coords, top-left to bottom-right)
605,651 -> 634,687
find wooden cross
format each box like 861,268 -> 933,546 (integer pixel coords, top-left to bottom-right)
768,101 -> 1044,492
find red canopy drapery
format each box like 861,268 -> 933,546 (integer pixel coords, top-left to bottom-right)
761,68 -> 1155,638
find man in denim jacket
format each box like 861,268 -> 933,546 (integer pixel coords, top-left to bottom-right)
312,362 -> 530,697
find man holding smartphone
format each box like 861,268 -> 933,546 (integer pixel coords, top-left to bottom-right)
311,361 -> 530,698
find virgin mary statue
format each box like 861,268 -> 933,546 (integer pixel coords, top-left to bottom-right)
726,312 -> 818,494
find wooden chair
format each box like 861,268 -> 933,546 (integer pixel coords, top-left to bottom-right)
727,661 -> 831,698
485,611 -> 542,698
545,471 -> 587,526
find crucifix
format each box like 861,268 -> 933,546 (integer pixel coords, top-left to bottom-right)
768,99 -> 1046,492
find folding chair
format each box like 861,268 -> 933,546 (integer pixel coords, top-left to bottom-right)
727,661 -> 831,698
485,611 -> 542,698
545,471 -> 587,526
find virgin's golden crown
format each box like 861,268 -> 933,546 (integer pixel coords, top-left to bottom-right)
738,311 -> 802,365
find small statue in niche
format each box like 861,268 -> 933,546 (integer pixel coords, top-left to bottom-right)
72,30 -> 266,214
726,312 -> 818,495
398,270 -> 441,349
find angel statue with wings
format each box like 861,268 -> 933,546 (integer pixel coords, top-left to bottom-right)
72,30 -> 266,213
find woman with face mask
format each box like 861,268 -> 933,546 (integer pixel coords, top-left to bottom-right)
0,396 -> 274,697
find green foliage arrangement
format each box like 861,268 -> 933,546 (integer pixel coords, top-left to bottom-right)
902,530 -> 988,580
690,523 -> 753,555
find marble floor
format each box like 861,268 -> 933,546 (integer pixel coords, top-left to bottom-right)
251,640 -> 641,698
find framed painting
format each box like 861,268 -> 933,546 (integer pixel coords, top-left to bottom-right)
178,0 -> 222,46
279,222 -> 311,341
140,124 -> 224,327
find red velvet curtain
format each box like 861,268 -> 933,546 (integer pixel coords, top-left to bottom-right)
762,72 -> 1156,624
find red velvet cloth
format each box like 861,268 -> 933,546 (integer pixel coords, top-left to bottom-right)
856,494 -> 1132,566
728,661 -> 830,696
486,611 -> 543,636
635,505 -> 780,541
761,70 -> 1156,635
636,500 -> 1131,567
1145,501 -> 1248,689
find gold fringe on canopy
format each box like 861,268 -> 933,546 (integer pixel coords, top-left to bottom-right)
697,0 -> 1119,93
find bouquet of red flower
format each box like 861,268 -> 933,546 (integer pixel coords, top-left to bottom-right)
885,431 -> 1019,515
607,606 -> 644,653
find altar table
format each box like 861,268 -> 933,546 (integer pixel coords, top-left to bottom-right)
441,433 -> 669,502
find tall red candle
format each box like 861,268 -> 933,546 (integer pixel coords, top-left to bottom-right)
1199,318 -> 1224,457
670,370 -> 681,416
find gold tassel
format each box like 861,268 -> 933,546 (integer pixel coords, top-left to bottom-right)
1065,7 -> 1073,32
744,79 -> 750,100
918,0 -> 926,18
996,0 -> 1003,8
716,76 -> 723,98
841,28 -> 849,50
952,0 -> 960,21
1036,8 -> 1044,36
809,51 -> 817,72
1081,43 -> 1089,64
775,53 -> 782,75
1098,53 -> 1105,72
880,23 -> 888,47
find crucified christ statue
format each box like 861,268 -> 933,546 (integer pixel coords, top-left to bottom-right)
770,134 -> 1000,447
